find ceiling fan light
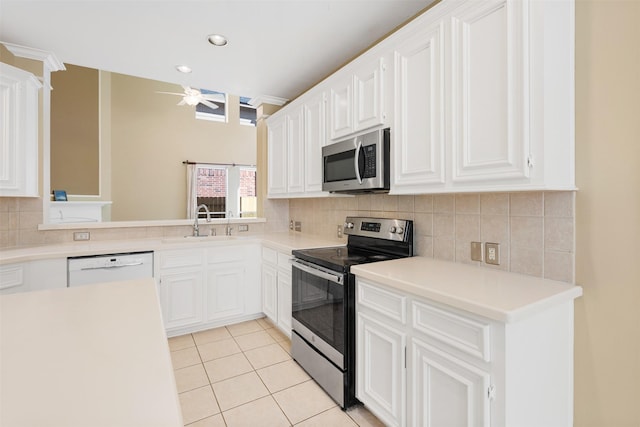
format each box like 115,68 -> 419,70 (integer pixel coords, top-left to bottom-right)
175,65 -> 192,73
207,34 -> 228,47
184,95 -> 200,106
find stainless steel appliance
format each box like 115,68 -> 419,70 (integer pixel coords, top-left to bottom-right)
291,217 -> 413,408
322,128 -> 390,194
67,251 -> 154,287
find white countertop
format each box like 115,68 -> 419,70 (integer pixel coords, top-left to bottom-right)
351,257 -> 583,323
0,279 -> 183,427
0,231 -> 345,265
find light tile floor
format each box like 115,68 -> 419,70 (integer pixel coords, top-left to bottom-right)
168,317 -> 385,427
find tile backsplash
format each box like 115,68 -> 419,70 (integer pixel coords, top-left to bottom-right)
289,191 -> 575,283
1,192 -> 574,283
0,196 -> 290,249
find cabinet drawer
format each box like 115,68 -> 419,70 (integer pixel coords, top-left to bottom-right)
277,252 -> 292,269
412,300 -> 491,362
357,280 -> 406,324
262,247 -> 277,264
158,249 -> 203,269
0,264 -> 25,291
207,245 -> 246,264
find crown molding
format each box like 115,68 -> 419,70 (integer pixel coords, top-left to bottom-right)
2,42 -> 65,72
249,95 -> 288,108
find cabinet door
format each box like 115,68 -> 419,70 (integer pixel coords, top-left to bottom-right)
409,337 -> 491,427
354,58 -> 385,132
450,0 -> 530,183
276,269 -> 292,335
159,268 -> 203,329
267,115 -> 288,196
205,261 -> 245,322
261,263 -> 278,323
303,91 -> 326,193
392,22 -> 445,192
328,76 -> 353,140
0,63 -> 41,197
357,312 -> 406,427
287,106 -> 305,194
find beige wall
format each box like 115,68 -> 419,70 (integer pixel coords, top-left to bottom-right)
50,64 -> 100,195
574,1 -> 640,425
109,73 -> 257,221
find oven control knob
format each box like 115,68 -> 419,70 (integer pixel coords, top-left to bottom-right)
389,226 -> 397,233
396,227 -> 404,235
345,222 -> 355,229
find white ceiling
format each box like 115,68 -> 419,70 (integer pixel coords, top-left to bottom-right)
0,0 -> 436,102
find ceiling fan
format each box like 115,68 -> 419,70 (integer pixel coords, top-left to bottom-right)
156,86 -> 224,110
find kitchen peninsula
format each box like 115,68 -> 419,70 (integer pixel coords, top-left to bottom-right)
0,279 -> 183,427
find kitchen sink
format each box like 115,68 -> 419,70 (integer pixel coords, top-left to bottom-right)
162,235 -> 237,244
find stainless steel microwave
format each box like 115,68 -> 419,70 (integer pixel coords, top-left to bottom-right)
322,128 -> 390,193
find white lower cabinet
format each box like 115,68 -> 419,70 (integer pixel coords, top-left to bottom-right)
157,243 -> 261,336
357,311 -> 406,427
0,259 -> 66,294
261,246 -> 293,336
356,277 -> 576,427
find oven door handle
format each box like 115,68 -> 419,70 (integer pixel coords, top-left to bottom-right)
291,259 -> 344,285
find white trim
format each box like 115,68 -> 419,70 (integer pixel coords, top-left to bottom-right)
2,42 -> 65,72
249,95 -> 288,108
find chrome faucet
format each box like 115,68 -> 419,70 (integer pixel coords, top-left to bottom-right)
193,204 -> 211,236
225,210 -> 233,236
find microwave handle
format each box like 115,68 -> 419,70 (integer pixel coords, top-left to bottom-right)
354,138 -> 363,184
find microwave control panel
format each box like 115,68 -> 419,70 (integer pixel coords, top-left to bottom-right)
363,144 -> 376,178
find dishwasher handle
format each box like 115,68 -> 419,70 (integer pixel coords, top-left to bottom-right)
80,261 -> 145,271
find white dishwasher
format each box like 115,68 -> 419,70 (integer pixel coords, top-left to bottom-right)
67,251 -> 154,287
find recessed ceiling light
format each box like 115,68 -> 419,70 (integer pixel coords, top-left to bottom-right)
207,34 -> 228,47
176,65 -> 192,74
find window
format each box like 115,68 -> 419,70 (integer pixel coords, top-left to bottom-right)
194,164 -> 256,218
195,90 -> 227,122
239,96 -> 257,127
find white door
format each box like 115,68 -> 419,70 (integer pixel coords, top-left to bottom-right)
303,91 -> 326,193
450,0 -> 530,183
354,58 -> 385,132
357,312 -> 406,427
392,22 -> 445,192
287,107 -> 305,194
205,262 -> 245,322
261,263 -> 278,323
276,269 -> 292,334
267,115 -> 288,196
409,337 -> 491,427
159,269 -> 203,329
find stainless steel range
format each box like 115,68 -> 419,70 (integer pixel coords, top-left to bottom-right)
291,216 -> 413,409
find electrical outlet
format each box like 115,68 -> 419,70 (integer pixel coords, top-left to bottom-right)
289,220 -> 294,230
294,221 -> 302,232
485,242 -> 500,265
470,242 -> 483,262
73,231 -> 90,241
238,224 -> 249,232
337,225 -> 343,238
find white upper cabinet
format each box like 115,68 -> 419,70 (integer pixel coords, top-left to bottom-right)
303,91 -> 326,193
287,106 -> 305,194
0,63 -> 42,197
449,0 -> 529,184
392,20 -> 446,192
391,0 -> 575,193
267,0 -> 575,196
329,57 -> 387,141
266,115 -> 288,197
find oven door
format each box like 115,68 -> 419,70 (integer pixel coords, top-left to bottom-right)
291,259 -> 346,369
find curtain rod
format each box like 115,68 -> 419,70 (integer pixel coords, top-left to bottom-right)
182,160 -> 255,167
